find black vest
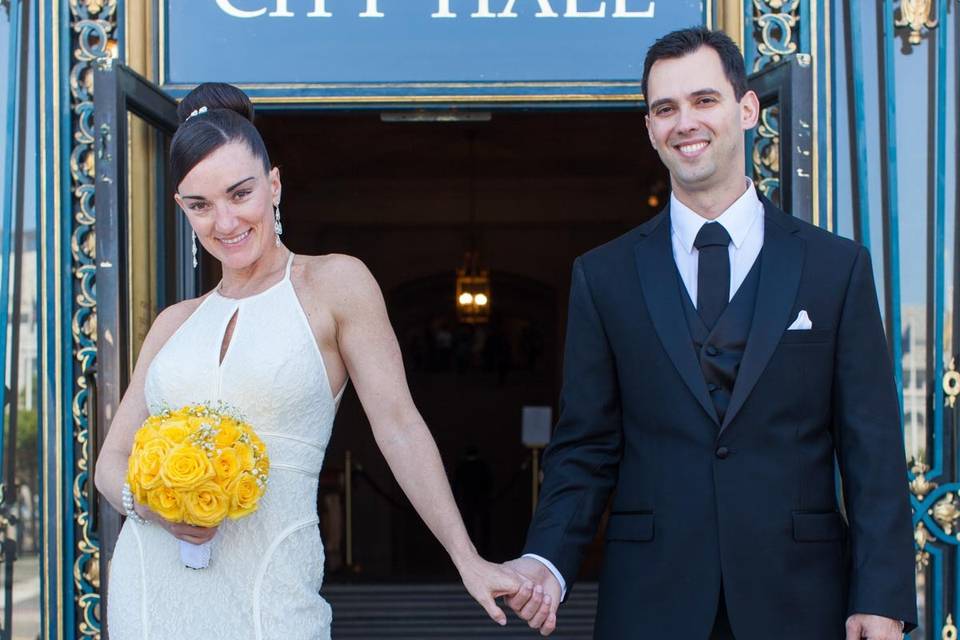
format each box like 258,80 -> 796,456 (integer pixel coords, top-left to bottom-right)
679,253 -> 762,422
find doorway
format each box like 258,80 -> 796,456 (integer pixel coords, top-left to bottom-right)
245,110 -> 668,581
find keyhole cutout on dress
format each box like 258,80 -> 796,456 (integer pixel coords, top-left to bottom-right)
219,309 -> 239,366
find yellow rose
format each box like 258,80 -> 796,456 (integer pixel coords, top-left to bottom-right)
146,486 -> 184,522
227,472 -> 262,519
183,481 -> 229,527
212,448 -> 241,485
159,444 -> 214,490
255,455 -> 270,479
126,454 -> 142,499
246,428 -> 265,451
158,419 -> 190,445
233,442 -> 255,471
137,438 -> 171,491
133,424 -> 159,447
142,414 -> 165,429
214,421 -> 240,448
187,415 -> 209,432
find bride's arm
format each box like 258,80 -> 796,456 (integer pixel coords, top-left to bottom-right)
327,256 -> 527,625
93,302 -> 216,544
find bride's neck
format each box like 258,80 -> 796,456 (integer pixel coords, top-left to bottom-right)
218,245 -> 290,296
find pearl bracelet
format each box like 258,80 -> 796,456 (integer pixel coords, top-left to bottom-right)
122,483 -> 148,526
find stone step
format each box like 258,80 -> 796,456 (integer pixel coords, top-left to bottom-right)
322,582 -> 597,639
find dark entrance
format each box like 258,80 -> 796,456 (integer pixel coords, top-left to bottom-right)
89,57 -> 812,638
249,110 -> 668,581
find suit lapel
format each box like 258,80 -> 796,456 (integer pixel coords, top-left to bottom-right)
720,200 -> 804,433
634,210 -> 720,426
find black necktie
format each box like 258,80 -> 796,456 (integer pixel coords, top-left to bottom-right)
694,222 -> 732,329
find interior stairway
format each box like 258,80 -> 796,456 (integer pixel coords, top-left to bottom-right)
322,582 -> 598,639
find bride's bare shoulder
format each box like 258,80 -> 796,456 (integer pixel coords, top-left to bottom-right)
297,253 -> 381,300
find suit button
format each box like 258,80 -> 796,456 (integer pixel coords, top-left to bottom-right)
715,446 -> 730,459
705,345 -> 719,357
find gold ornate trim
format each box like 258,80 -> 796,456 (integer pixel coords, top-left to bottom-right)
716,0 -> 745,50
944,358 -> 959,409
932,492 -> 960,536
916,521 -> 935,569
910,459 -> 939,500
894,0 -> 938,45
68,0 -> 117,637
944,614 -> 958,640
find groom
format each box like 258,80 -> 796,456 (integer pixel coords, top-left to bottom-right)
505,27 -> 916,639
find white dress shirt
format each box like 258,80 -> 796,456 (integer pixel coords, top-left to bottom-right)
524,179 -> 765,597
671,178 -> 765,307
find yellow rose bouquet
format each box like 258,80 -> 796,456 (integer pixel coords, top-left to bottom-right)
125,403 -> 270,568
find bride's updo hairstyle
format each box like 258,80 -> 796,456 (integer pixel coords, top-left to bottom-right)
170,82 -> 271,190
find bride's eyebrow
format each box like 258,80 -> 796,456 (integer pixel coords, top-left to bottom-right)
179,176 -> 255,200
225,176 -> 255,193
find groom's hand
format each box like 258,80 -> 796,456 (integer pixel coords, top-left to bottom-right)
503,557 -> 562,636
845,614 -> 904,640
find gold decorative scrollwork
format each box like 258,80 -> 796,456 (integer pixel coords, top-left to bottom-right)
748,0 -> 800,209
750,0 -> 801,72
916,521 -> 935,569
945,358 -> 959,409
945,614 -> 958,640
933,493 -> 960,535
894,0 -> 939,45
910,459 -> 939,500
69,0 -> 117,638
752,105 -> 781,203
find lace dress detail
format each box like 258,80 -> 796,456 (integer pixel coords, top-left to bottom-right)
108,254 -> 345,640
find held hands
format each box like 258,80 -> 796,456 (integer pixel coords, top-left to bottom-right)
133,501 -> 219,545
845,614 -> 904,640
503,557 -> 562,636
456,554 -> 527,626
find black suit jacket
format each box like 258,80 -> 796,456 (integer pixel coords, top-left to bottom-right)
524,197 -> 917,639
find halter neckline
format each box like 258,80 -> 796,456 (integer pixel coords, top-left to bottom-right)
213,251 -> 294,302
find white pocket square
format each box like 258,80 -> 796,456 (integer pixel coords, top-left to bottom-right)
787,310 -> 813,331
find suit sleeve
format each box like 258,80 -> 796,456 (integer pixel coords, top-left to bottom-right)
832,247 -> 917,630
522,257 -> 623,591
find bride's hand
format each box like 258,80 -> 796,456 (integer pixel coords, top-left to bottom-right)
134,502 -> 219,544
457,554 -> 528,626
164,522 -> 219,545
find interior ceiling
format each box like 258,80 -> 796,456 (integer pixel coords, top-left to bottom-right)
257,109 -> 668,191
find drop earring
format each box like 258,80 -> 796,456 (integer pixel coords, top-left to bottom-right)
192,230 -> 198,269
274,203 -> 283,247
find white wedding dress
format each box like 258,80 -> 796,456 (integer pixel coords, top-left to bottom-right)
108,254 -> 345,640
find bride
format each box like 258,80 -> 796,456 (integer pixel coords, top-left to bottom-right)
94,82 -> 530,639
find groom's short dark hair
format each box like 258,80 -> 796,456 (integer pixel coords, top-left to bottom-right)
642,27 -> 748,101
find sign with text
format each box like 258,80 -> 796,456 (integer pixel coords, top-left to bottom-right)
164,0 -> 704,92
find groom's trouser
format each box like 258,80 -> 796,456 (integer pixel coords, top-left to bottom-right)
709,589 -> 735,640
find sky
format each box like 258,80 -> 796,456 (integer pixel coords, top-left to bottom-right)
832,0 -> 957,309
0,3 -> 37,236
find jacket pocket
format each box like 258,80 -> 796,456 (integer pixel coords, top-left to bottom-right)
606,512 -> 654,542
792,511 -> 845,541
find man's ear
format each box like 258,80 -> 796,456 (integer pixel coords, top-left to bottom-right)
644,114 -> 657,149
740,89 -> 760,130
